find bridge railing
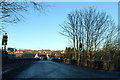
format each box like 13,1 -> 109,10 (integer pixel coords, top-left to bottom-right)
58,58 -> 120,71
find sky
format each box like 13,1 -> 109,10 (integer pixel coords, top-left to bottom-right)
1,2 -> 118,50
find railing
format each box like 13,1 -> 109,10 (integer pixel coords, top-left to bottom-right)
53,58 -> 120,71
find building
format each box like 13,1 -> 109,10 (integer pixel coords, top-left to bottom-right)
7,47 -> 16,54
38,49 -> 51,54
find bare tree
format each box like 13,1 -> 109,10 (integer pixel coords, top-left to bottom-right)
60,11 -> 80,60
0,0 -> 48,33
60,7 -> 116,63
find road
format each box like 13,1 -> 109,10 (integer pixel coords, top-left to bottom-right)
2,61 -> 120,79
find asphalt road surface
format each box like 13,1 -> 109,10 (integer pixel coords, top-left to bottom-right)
2,61 -> 120,79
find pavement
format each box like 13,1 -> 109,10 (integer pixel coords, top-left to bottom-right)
2,60 -> 120,79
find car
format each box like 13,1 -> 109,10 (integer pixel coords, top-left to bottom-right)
39,55 -> 47,60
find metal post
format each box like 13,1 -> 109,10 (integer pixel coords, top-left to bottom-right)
2,46 -> 3,52
79,51 -> 81,65
4,45 -> 6,51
